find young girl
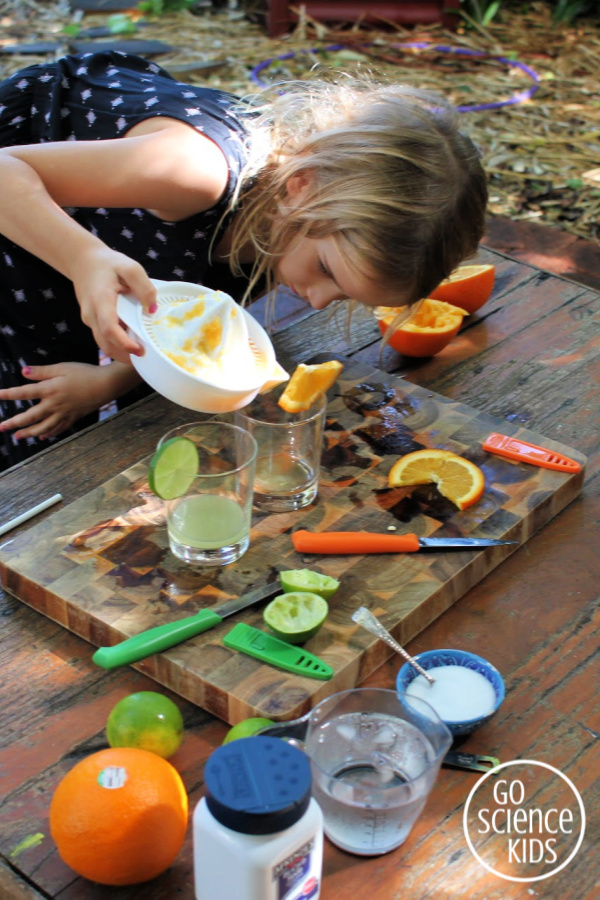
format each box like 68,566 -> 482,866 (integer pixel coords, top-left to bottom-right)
0,51 -> 487,471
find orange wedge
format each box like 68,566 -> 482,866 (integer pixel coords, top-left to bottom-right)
388,449 -> 485,510
429,264 -> 495,314
278,360 -> 343,413
375,299 -> 468,357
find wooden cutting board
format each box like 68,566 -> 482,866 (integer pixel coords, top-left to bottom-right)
0,358 -> 586,724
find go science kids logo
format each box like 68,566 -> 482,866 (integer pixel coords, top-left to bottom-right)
463,760 -> 585,883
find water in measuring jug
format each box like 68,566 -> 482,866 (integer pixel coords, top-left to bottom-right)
308,711 -> 437,856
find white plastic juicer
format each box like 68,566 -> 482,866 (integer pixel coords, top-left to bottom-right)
117,280 -> 289,413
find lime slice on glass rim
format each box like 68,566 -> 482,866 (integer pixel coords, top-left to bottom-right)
279,568 -> 340,600
263,591 -> 329,644
148,437 -> 199,500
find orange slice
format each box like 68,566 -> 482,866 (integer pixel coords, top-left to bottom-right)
388,449 -> 485,510
375,299 -> 468,357
278,360 -> 343,413
429,264 -> 495,314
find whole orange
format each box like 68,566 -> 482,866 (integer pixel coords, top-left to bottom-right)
375,298 -> 468,357
49,747 -> 188,886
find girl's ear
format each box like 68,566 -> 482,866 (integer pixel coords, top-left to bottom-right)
286,172 -> 312,199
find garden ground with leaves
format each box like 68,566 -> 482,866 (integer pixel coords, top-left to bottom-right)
1,0 -> 599,244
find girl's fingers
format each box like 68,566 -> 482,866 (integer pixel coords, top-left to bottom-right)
1,406 -> 53,436
1,408 -> 41,430
95,312 -> 144,362
38,418 -> 70,439
20,364 -> 61,382
95,326 -> 141,363
0,382 -> 44,402
120,268 -> 158,315
15,416 -> 61,440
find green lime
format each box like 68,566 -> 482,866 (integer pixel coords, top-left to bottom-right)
263,591 -> 329,644
222,717 -> 275,744
106,691 -> 184,759
279,568 -> 340,600
148,437 -> 199,500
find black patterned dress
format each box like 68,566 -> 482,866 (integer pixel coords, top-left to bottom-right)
0,51 -> 250,471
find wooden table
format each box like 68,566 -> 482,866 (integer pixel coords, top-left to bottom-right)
1,247 -> 598,899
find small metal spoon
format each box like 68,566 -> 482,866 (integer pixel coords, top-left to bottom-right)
352,606 -> 435,684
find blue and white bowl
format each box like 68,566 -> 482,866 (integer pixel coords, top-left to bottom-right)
396,648 -> 505,737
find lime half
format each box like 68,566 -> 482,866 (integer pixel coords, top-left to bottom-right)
148,437 -> 199,500
279,568 -> 340,600
263,591 -> 329,644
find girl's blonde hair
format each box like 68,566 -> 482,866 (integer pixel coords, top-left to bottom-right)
226,77 -> 488,309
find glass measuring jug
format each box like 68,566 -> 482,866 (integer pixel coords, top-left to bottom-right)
260,688 -> 452,856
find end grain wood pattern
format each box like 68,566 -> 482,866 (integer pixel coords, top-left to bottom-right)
0,358 -> 585,724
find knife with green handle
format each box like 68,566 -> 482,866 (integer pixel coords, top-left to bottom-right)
92,581 -> 281,670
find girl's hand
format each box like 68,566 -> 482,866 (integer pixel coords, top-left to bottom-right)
0,362 -> 142,440
70,247 -> 158,364
1,124 -> 229,363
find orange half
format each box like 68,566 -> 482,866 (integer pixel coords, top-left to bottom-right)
278,360 -> 343,413
429,264 -> 495,313
388,448 -> 485,510
375,298 -> 468,357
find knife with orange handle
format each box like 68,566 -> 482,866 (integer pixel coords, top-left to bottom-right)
292,530 -> 517,555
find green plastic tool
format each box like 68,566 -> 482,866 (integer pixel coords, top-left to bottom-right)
223,623 -> 334,680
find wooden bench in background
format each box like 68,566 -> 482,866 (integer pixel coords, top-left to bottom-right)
263,0 -> 461,37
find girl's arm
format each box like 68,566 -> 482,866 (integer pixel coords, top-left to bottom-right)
0,121 -> 229,362
0,361 -> 144,440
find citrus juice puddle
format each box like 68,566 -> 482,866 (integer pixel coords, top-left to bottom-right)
169,494 -> 247,550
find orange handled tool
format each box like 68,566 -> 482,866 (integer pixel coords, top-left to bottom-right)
292,530 -> 516,554
482,433 -> 582,473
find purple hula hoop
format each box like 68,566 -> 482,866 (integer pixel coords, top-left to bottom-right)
249,42 -> 541,112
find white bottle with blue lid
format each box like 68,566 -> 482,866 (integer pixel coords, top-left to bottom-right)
194,735 -> 323,900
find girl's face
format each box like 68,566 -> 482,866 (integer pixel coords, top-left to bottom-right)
277,174 -> 408,312
276,234 -> 407,311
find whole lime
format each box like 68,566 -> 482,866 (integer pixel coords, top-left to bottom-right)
223,717 -> 274,744
106,692 -> 184,759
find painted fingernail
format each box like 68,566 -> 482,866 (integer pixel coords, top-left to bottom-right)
22,366 -> 32,375
148,303 -> 158,315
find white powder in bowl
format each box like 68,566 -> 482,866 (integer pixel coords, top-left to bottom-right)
405,665 -> 496,722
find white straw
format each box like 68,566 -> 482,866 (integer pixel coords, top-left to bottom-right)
0,493 -> 63,537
